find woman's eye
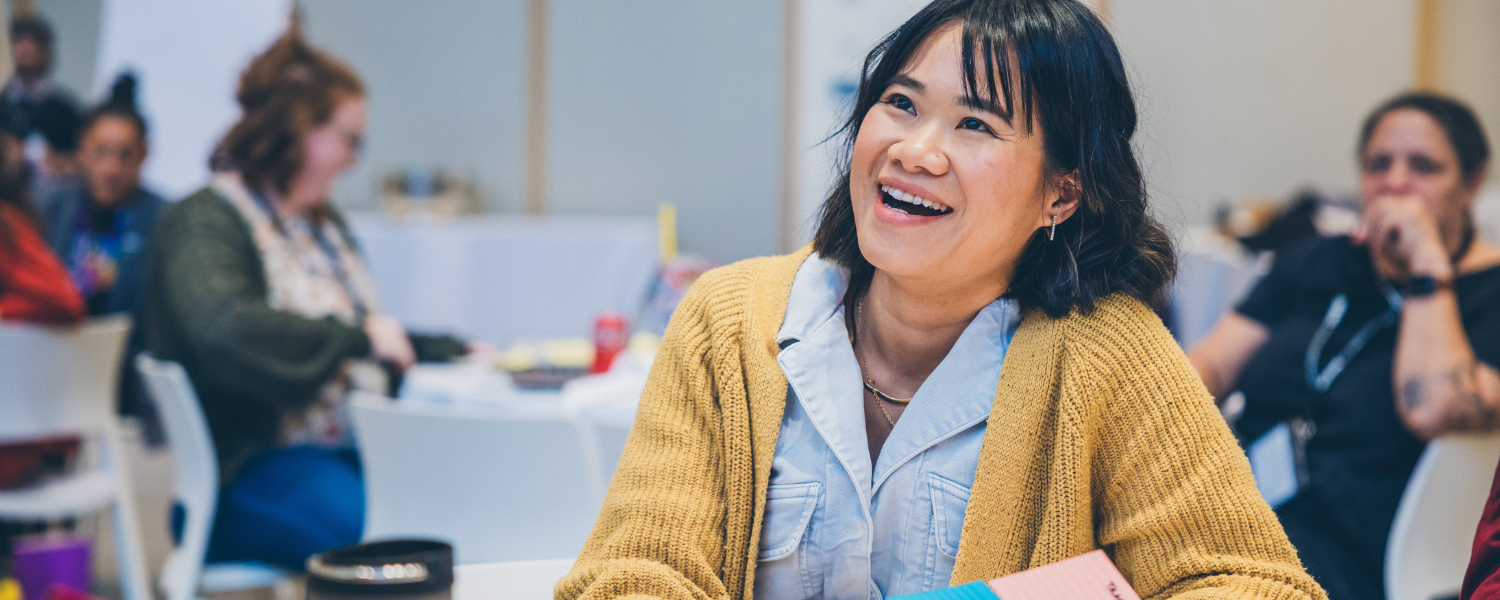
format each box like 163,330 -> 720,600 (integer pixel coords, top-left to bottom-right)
1364,155 -> 1392,174
884,94 -> 915,113
959,117 -> 991,133
1409,155 -> 1442,174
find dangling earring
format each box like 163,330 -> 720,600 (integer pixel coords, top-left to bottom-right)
1049,215 -> 1057,241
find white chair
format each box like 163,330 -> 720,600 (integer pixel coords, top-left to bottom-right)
1386,432 -> 1500,600
135,355 -> 290,600
351,393 -> 604,564
452,559 -> 574,600
0,316 -> 150,600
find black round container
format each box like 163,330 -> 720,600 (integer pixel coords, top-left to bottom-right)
306,540 -> 454,600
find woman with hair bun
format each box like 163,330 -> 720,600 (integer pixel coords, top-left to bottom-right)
44,72 -> 165,426
143,21 -> 466,569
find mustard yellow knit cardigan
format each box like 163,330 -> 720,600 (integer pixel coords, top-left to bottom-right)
557,248 -> 1325,600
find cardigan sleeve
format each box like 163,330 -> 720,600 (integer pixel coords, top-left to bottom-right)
556,276 -> 735,600
150,193 -> 372,409
0,204 -> 84,324
1079,299 -> 1326,600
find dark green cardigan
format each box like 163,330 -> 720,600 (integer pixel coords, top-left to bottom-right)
143,188 -> 462,481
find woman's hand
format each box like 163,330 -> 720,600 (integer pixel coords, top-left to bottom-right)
1353,195 -> 1454,282
365,315 -> 416,372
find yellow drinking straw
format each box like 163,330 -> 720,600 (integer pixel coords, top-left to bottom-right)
658,203 -> 678,263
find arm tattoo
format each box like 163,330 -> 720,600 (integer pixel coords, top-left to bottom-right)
1400,378 -> 1424,412
1398,360 -> 1497,430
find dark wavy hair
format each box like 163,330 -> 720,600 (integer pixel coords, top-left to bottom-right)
811,0 -> 1175,318
211,12 -> 364,198
1358,92 -> 1490,185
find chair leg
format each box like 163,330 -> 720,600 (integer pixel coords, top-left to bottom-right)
111,496 -> 154,600
104,429 -> 155,600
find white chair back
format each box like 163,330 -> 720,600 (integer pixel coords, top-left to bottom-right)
1386,432 -> 1500,600
0,315 -> 131,440
0,315 -> 151,600
135,355 -> 220,600
351,393 -> 604,564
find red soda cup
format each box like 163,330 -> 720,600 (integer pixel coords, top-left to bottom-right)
589,312 -> 631,374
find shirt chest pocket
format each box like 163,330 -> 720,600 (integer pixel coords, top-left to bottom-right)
759,482 -> 822,560
928,473 -> 973,560
755,482 -> 823,599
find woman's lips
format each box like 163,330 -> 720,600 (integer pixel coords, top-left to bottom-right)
874,188 -> 952,225
879,184 -> 952,214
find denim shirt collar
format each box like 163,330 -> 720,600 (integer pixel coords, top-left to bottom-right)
774,254 -> 1019,493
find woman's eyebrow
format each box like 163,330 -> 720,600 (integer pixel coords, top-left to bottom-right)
888,74 -> 925,93
962,93 -> 1010,120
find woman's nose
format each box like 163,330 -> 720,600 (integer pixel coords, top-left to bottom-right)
1380,159 -> 1415,193
889,122 -> 950,176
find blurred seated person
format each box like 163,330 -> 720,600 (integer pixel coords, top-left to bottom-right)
43,73 -> 164,432
0,140 -> 81,324
143,22 -> 464,570
3,15 -> 82,216
1189,92 -> 1500,600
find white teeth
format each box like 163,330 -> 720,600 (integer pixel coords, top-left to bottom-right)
882,184 -> 950,212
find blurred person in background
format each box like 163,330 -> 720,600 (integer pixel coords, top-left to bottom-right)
0,123 -> 81,324
1190,93 -> 1500,600
43,72 -> 165,437
2,15 -> 82,217
142,20 -> 464,570
559,0 -> 1323,598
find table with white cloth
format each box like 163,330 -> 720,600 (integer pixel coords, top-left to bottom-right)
346,213 -> 659,345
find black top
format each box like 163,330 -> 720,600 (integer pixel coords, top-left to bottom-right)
1234,235 -> 1500,600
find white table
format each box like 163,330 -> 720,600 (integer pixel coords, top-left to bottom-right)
455,559 -> 575,600
394,361 -> 646,490
348,213 -> 659,345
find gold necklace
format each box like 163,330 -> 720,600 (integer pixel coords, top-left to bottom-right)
855,296 -> 912,422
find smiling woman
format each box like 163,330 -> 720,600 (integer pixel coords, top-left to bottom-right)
557,1 -> 1325,599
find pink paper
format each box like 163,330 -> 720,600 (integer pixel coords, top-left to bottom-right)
986,550 -> 1140,600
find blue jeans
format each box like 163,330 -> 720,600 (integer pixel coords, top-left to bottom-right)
204,446 -> 364,570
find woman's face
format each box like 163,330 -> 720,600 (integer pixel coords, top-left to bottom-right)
78,116 -> 146,208
1360,108 -> 1480,246
287,95 -> 366,209
850,23 -> 1067,289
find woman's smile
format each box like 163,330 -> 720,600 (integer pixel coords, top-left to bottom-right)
876,178 -> 953,224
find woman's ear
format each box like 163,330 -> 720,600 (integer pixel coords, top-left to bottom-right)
1047,171 -> 1082,226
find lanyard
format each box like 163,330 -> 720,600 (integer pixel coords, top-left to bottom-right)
1304,285 -> 1403,393
249,190 -> 370,322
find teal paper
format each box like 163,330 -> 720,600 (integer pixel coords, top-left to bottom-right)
888,581 -> 1000,600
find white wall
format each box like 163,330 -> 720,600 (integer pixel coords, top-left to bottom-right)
545,0 -> 782,263
29,0 -> 101,101
1438,0 -> 1500,243
1110,0 -> 1415,227
93,0 -> 289,198
302,0 -> 529,215
304,0 -> 782,264
1438,0 -> 1500,166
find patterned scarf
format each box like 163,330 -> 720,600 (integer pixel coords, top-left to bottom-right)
214,172 -> 386,448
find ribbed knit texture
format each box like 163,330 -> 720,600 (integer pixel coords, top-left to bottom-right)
556,247 -> 1326,600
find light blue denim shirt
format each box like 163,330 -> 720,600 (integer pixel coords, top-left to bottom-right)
753,255 -> 1019,600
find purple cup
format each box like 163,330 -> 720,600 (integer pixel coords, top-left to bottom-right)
11,535 -> 91,600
